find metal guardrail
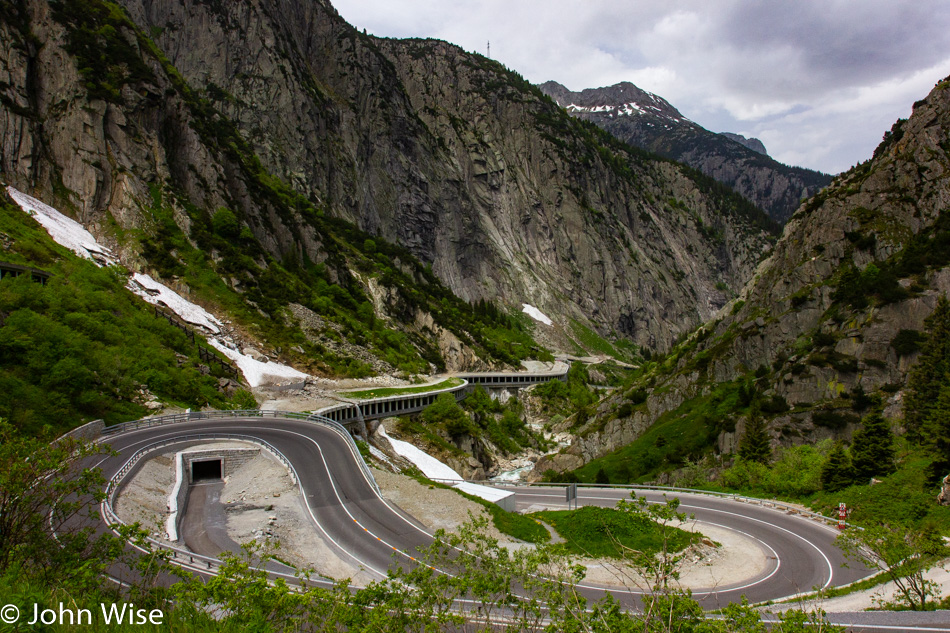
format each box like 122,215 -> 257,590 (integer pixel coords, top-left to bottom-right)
102,432 -> 303,577
447,480 -> 842,527
100,409 -> 380,496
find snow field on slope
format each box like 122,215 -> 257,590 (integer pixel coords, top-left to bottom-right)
377,424 -> 512,506
208,339 -> 309,388
128,273 -> 223,334
377,424 -> 463,481
522,303 -> 553,326
8,186 -> 310,389
7,186 -> 116,264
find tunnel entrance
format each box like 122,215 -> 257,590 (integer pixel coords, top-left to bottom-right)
191,459 -> 222,482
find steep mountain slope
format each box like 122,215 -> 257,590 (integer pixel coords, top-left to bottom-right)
110,0 -> 776,353
539,75 -> 950,479
0,0 -> 548,380
539,81 -> 833,224
720,133 -> 767,156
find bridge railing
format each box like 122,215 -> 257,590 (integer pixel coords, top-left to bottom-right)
314,378 -> 470,424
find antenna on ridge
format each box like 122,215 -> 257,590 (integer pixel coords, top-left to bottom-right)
487,40 -> 490,58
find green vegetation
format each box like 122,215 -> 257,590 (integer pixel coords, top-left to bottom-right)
569,318 -> 623,359
532,505 -> 697,560
531,363 -> 597,424
462,386 -> 552,454
892,329 -> 926,356
851,412 -> 896,481
49,0 -> 154,103
407,390 -> 548,456
905,296 -> 950,480
719,443 -> 828,498
832,209 -> 950,312
737,415 -> 771,464
339,378 -> 463,399
0,201 -> 244,434
560,376 -> 753,484
820,441 -> 858,492
810,454 -> 950,531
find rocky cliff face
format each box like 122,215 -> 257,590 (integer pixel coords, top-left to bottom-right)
545,75 -> 950,472
720,133 -> 767,156
0,0 -> 777,364
105,1 -> 776,353
0,0 -> 554,375
539,81 -> 833,225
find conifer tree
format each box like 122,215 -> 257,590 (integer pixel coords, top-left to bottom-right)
905,296 -> 950,440
850,412 -> 896,481
924,383 -> 950,481
821,441 -> 857,492
738,414 -> 771,464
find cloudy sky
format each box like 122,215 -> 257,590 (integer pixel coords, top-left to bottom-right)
332,0 -> 950,175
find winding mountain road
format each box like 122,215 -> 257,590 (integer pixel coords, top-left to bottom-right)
90,412 -> 950,631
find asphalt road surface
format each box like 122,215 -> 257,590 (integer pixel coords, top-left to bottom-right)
90,415 -> 950,632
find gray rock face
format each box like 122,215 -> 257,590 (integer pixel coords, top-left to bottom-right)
549,75 -> 950,470
0,0 -> 776,355
539,81 -> 833,225
720,133 -> 768,156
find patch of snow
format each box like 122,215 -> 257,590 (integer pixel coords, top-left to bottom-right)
7,186 -> 115,265
208,338 -> 309,389
521,304 -> 553,326
6,186 -> 312,391
128,273 -> 223,334
453,481 -> 514,504
377,424 -> 463,482
617,102 -> 645,116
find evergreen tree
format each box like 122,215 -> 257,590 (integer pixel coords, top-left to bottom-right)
850,412 -> 896,481
738,414 -> 771,464
905,295 -> 950,440
924,383 -> 950,482
820,441 -> 857,492
595,467 -> 610,485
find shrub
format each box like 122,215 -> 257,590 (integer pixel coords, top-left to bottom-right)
760,395 -> 790,414
212,207 -> 241,238
892,329 -> 926,356
421,393 -> 474,437
812,331 -> 836,348
628,388 -> 648,405
812,408 -> 858,430
820,441 -> 858,491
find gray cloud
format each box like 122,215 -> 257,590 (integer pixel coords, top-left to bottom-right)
331,0 -> 950,174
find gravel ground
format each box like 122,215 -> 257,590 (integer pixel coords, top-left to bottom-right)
113,441 -> 376,584
577,521 -> 769,592
219,451 -> 376,584
372,468 -> 509,542
114,452 -> 177,541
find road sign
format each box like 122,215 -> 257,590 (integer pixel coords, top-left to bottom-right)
838,502 -> 847,530
566,483 -> 577,509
